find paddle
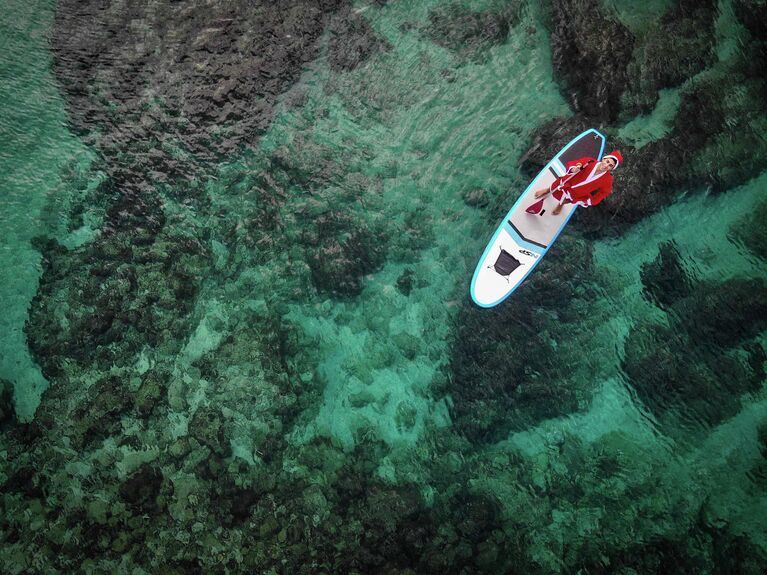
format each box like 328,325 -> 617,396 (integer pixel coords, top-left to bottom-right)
525,166 -> 583,215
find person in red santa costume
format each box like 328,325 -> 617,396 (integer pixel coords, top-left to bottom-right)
527,150 -> 623,215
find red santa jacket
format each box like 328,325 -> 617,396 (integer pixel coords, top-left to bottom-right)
549,156 -> 613,207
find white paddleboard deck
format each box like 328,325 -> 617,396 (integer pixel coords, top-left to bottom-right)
470,129 -> 606,308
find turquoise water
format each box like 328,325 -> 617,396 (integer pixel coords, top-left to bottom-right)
1,0 -> 766,572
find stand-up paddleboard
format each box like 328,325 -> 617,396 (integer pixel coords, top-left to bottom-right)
470,129 -> 605,308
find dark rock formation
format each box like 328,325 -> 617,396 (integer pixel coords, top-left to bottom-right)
119,464 -> 167,513
189,406 -> 230,457
52,0 -> 350,171
303,209 -> 388,297
396,268 -> 414,296
518,117 -> 595,181
548,0 -> 634,123
424,1 -> 523,61
663,69 -> 767,192
134,369 -> 170,417
623,0 -> 719,115
624,271 -> 767,430
683,279 -> 767,348
328,5 -> 392,72
734,0 -> 767,80
0,379 -> 15,429
733,0 -> 767,37
639,241 -> 696,309
1,465 -> 45,500
26,230 -> 211,378
574,520 -> 767,575
448,234 -> 599,442
71,376 -> 132,449
758,422 -> 767,461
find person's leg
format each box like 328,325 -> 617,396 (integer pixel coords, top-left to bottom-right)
527,189 -> 560,214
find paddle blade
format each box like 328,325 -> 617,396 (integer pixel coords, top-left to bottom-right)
525,198 -> 544,214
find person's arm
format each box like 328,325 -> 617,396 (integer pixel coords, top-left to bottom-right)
570,180 -> 613,207
587,179 -> 613,206
564,156 -> 593,174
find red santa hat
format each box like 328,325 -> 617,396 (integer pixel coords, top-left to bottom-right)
603,150 -> 623,168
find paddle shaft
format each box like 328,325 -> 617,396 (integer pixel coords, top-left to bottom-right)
537,161 -> 589,197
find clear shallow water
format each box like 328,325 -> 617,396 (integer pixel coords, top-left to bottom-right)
1,0 -> 766,573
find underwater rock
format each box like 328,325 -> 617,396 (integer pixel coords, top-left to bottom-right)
707,529 -> 767,575
396,268 -> 414,296
462,187 -> 491,209
639,241 -> 696,309
637,69 -> 767,194
52,0 -> 350,171
303,209 -> 387,297
215,477 -> 267,527
622,0 -> 718,116
118,464 -> 167,513
188,406 -> 230,457
72,376 -> 132,448
448,234 -> 597,442
733,0 -> 767,40
682,279 -> 767,348
26,227 -> 211,377
548,0 -> 634,123
328,6 -> 392,72
102,175 -> 167,243
623,277 -> 767,429
523,69 -> 767,237
450,490 -> 501,544
134,369 -> 169,417
574,523 -> 767,575
424,1 -> 522,60
759,422 -> 767,459
623,321 -> 760,428
0,379 -> 15,429
733,0 -> 767,81
2,465 -> 45,500
518,117 -> 595,181
730,198 -> 767,262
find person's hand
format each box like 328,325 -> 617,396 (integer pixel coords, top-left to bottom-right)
534,189 -> 548,198
553,204 -> 563,215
